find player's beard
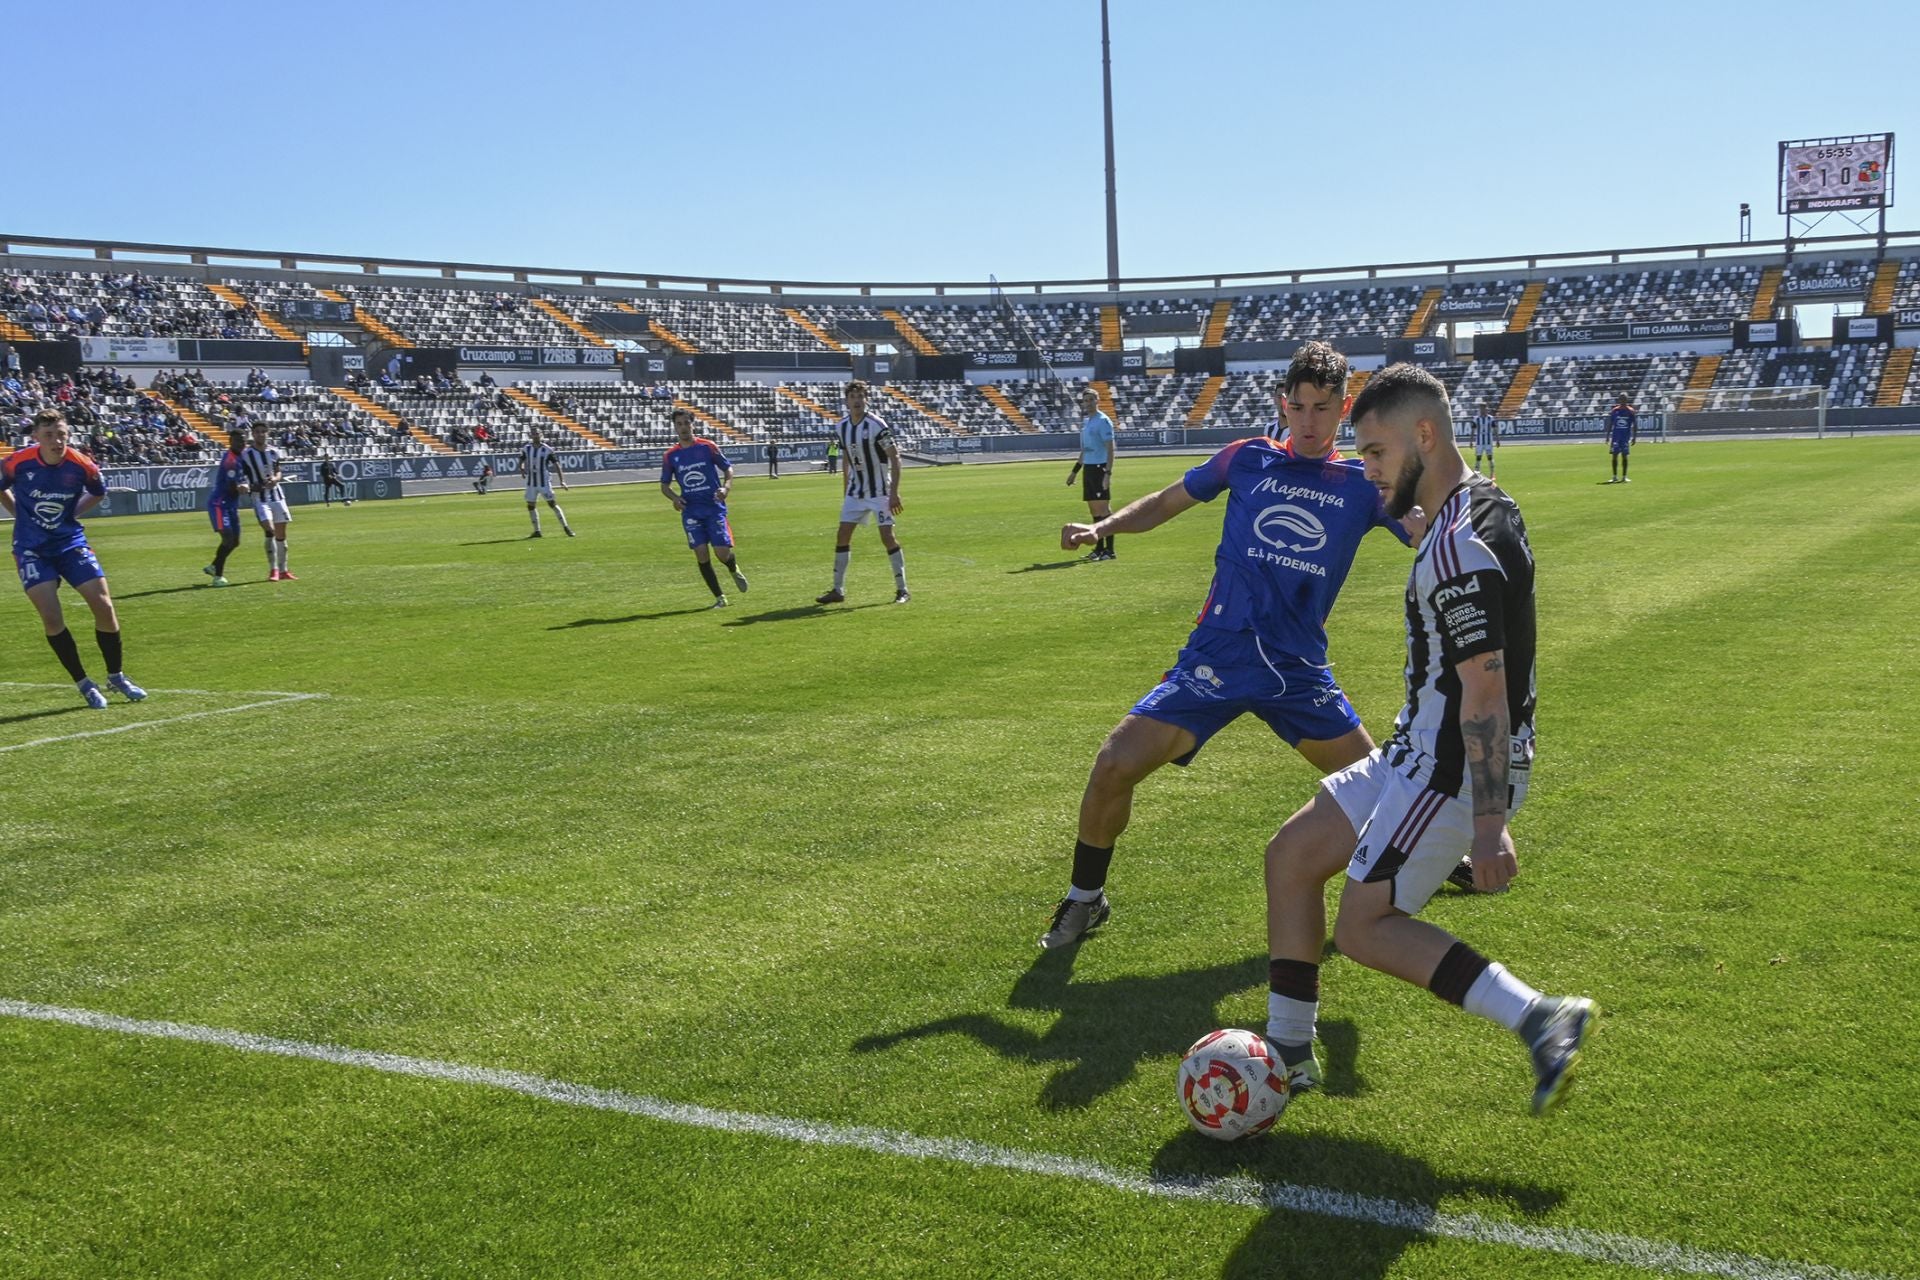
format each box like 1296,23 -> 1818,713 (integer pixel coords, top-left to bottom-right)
1385,454 -> 1424,519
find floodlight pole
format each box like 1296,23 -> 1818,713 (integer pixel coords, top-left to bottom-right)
1100,0 -> 1120,290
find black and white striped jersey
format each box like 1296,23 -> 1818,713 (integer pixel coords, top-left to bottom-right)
1383,476 -> 1537,800
239,446 -> 284,504
837,412 -> 896,499
520,441 -> 560,487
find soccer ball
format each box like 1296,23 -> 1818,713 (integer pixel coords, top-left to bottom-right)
1176,1028 -> 1290,1140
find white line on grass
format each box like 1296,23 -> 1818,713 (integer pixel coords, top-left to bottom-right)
0,683 -> 328,753
0,999 -> 1895,1280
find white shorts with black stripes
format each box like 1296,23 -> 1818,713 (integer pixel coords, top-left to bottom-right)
1328,750 -> 1529,914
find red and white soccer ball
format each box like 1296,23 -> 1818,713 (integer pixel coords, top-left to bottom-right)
1177,1028 -> 1290,1140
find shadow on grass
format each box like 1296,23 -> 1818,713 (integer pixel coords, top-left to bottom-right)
549,608 -> 713,629
458,537 -> 548,546
1008,559 -> 1088,574
721,602 -> 892,627
855,948 -> 1355,1110
116,580 -> 267,600
1153,1128 -> 1563,1280
0,705 -> 89,727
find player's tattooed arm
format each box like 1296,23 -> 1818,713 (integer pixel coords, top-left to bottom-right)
1456,652 -> 1510,820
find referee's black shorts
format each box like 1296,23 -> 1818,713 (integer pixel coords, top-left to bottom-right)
1081,463 -> 1110,502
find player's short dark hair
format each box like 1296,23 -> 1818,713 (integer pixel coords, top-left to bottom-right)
1349,363 -> 1452,432
846,380 -> 869,398
670,407 -> 693,424
1282,341 -> 1349,396
31,408 -> 66,431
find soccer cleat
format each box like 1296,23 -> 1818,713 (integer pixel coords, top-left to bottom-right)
1039,893 -> 1110,949
1274,1044 -> 1323,1094
893,589 -> 911,605
564,527 -> 577,537
528,531 -> 543,539
108,674 -> 147,702
1446,856 -> 1507,893
267,570 -> 282,581
710,595 -> 729,609
78,679 -> 109,711
730,568 -> 749,592
279,571 -> 299,581
202,564 -> 217,578
209,576 -> 229,587
1080,550 -> 1103,562
816,588 -> 846,604
1621,477 -> 1631,483
1526,996 -> 1597,1116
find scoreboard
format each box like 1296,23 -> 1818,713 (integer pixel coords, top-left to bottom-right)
1778,135 -> 1894,213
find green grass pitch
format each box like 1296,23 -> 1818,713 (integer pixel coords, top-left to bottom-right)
2,438 -> 1917,1278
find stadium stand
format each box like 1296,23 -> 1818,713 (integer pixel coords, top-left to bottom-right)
1530,266 -> 1761,325
341,285 -> 586,348
1,268 -> 274,340
1226,285 -> 1424,341
1705,344 -> 1889,410
1521,354 -> 1699,415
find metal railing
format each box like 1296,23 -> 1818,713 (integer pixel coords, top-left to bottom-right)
3,228 -> 1917,300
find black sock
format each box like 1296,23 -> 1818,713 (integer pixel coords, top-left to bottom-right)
213,532 -> 238,575
1428,940 -> 1493,1008
47,629 -> 87,682
697,561 -> 722,596
1268,958 -> 1320,1002
1102,536 -> 1115,556
96,629 -> 123,675
1070,839 -> 1113,894
720,554 -> 742,575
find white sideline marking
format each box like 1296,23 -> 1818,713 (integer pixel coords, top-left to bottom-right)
0,1000 -> 1894,1280
0,683 -> 327,753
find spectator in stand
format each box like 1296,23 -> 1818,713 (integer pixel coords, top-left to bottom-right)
478,371 -> 496,389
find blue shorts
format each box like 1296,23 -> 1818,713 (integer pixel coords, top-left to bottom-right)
1129,627 -> 1362,765
15,543 -> 105,592
209,502 -> 241,534
682,506 -> 733,549
1609,432 -> 1632,455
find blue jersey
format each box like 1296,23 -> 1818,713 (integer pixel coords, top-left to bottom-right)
1182,437 -> 1408,666
661,438 -> 731,510
207,450 -> 246,511
3,446 -> 105,555
1607,406 -> 1636,439
1080,411 -> 1114,465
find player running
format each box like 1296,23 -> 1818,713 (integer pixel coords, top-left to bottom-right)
519,428 -> 575,538
1261,363 -> 1593,1112
0,409 -> 147,709
1606,394 -> 1637,483
816,381 -> 908,605
202,429 -> 248,587
1065,387 -> 1117,561
1469,402 -> 1498,481
661,408 -> 749,609
1041,342 -> 1426,949
241,423 -> 296,580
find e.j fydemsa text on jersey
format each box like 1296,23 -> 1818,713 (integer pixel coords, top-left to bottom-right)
1182,436 -> 1410,667
3,446 -> 106,554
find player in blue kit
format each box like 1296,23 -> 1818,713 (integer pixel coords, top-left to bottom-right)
661,408 -> 749,609
1042,343 -> 1427,949
0,409 -> 147,708
202,429 -> 248,587
1606,394 -> 1637,483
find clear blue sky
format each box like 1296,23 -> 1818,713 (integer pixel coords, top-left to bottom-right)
11,0 -> 1917,285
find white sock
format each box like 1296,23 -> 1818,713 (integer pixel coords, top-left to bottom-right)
552,505 -> 569,530
1266,994 -> 1317,1049
1463,963 -> 1540,1033
832,550 -> 849,591
888,548 -> 907,590
275,541 -> 287,572
1065,885 -> 1103,903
